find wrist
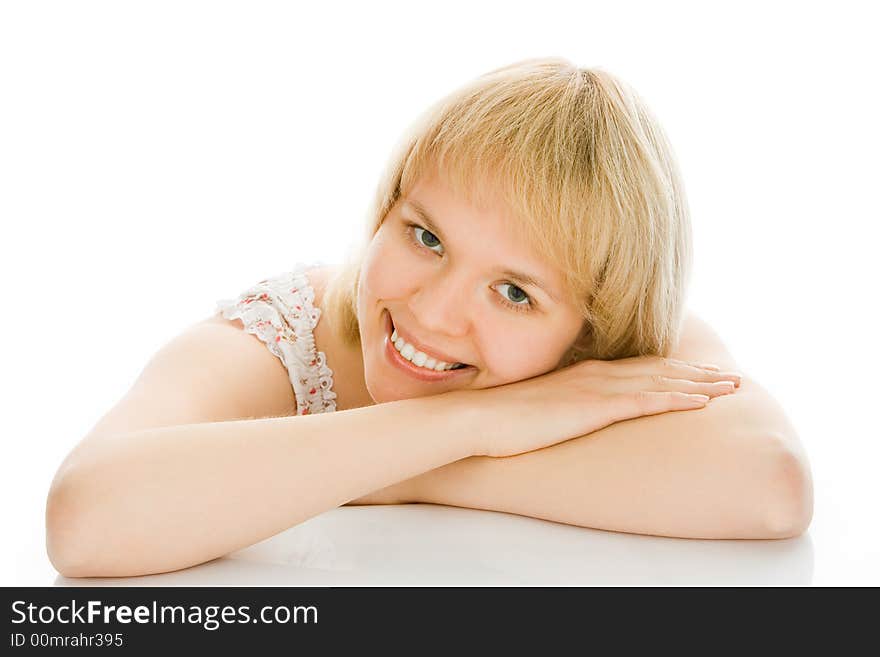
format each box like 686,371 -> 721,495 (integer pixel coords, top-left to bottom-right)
432,387 -> 509,458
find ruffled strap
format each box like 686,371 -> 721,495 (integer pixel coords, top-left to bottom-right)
215,260 -> 337,415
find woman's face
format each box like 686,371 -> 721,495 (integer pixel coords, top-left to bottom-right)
356,167 -> 586,403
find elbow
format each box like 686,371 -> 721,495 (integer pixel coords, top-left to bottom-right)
46,461 -> 127,578
760,440 -> 814,539
46,460 -> 215,578
45,465 -> 97,578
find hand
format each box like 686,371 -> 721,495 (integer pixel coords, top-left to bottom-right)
459,356 -> 742,458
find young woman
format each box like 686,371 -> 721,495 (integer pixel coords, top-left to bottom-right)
46,57 -> 813,578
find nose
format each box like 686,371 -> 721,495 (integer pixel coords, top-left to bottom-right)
407,270 -> 472,339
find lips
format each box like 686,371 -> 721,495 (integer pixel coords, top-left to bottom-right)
387,313 -> 470,368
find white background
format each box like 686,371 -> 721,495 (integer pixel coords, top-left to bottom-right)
1,0 -> 877,585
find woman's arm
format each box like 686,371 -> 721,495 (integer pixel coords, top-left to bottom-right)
378,313 -> 813,539
48,393 -> 476,578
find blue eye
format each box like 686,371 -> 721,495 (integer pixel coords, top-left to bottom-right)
414,226 -> 442,252
497,283 -> 530,308
404,223 -> 536,314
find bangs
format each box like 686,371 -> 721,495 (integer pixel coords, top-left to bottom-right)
394,62 -> 600,311
325,57 -> 691,363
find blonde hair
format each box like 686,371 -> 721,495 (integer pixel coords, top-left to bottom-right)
323,56 -> 692,367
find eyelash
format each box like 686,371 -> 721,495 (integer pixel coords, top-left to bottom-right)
403,222 -> 536,314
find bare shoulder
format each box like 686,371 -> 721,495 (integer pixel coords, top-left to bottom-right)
199,263 -> 337,329
78,315 -> 300,447
303,264 -> 337,305
205,263 -> 371,413
187,315 -> 300,417
667,310 -> 740,371
79,264 -> 350,450
197,261 -> 344,399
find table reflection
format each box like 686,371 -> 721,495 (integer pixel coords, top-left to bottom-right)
55,504 -> 814,586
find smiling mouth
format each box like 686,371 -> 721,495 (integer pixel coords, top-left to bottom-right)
386,313 -> 473,372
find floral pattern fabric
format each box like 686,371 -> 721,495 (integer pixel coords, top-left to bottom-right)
214,261 -> 338,415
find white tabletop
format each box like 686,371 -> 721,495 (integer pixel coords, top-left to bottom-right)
5,421 -> 879,586
47,504 -> 814,587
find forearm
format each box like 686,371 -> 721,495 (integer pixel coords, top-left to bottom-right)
47,392 -> 476,577
407,377 -> 813,539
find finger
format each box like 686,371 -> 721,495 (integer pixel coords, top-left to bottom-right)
602,356 -> 742,387
675,360 -> 741,386
665,359 -> 742,386
642,375 -> 737,397
615,390 -> 709,421
601,374 -> 736,398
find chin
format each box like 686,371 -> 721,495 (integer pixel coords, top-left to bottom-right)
363,375 -> 416,405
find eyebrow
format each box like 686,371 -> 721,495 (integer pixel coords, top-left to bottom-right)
402,199 -> 561,303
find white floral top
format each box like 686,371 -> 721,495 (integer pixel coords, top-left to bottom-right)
214,261 -> 338,416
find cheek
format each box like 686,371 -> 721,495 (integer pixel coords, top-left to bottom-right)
361,250 -> 407,305
360,228 -> 421,305
477,327 -> 566,382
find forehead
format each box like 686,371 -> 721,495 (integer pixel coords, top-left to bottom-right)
402,166 -> 527,242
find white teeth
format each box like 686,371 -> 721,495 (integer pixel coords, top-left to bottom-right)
390,325 -> 460,371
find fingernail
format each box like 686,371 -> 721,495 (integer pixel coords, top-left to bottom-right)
720,373 -> 743,387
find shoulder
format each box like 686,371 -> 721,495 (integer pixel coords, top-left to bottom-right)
81,317 -> 299,444
668,310 -> 739,371
202,263 -> 339,329
201,263 -> 354,413
303,264 -> 337,307
200,262 -> 343,363
186,318 -> 300,417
